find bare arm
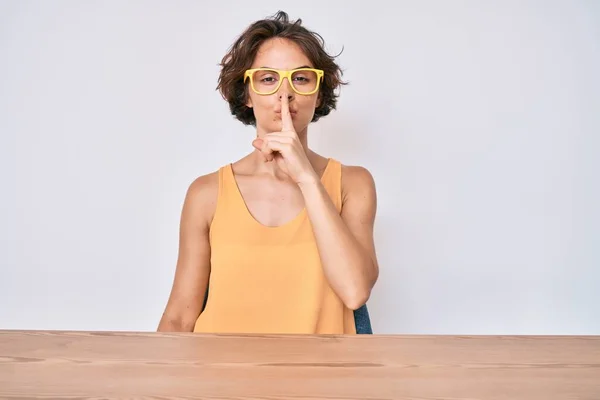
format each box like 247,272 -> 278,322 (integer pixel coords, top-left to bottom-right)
299,165 -> 379,310
157,173 -> 218,332
255,95 -> 378,309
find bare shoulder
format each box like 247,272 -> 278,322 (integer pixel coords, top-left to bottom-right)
340,164 -> 377,206
187,170 -> 219,198
182,169 -> 220,227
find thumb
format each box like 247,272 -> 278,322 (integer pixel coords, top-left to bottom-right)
252,138 -> 263,150
252,138 -> 273,162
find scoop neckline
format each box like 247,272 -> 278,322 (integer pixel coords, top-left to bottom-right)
228,158 -> 333,230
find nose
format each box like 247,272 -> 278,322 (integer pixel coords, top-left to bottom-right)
278,77 -> 295,101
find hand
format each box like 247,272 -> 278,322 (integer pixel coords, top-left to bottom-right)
252,96 -> 319,185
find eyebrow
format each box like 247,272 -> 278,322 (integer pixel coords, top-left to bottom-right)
260,65 -> 312,69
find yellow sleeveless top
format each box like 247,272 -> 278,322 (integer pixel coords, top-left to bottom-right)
193,158 -> 356,334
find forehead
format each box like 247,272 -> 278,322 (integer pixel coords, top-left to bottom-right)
251,38 -> 313,69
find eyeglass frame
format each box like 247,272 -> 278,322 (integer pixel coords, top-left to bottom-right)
243,68 -> 325,96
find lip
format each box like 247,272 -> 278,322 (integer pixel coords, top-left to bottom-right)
275,111 -> 297,116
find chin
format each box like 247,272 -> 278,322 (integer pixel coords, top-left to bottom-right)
257,121 -> 280,133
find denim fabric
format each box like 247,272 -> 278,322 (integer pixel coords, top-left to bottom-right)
353,304 -> 373,334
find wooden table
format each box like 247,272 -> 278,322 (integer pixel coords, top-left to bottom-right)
1,330 -> 599,399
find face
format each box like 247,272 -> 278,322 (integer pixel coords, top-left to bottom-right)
246,38 -> 321,135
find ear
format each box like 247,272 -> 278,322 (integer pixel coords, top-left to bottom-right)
316,93 -> 322,109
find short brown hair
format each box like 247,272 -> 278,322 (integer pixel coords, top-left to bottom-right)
216,11 -> 347,126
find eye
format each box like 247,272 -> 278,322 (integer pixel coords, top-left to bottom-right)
291,70 -> 316,85
254,70 -> 280,85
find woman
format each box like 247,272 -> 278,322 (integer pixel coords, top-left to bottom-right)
158,11 -> 379,334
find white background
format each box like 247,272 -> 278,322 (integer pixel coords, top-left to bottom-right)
2,1 -> 598,334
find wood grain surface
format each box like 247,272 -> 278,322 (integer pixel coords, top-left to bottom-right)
1,330 -> 599,399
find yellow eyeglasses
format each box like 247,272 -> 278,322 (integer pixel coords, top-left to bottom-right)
244,68 -> 324,95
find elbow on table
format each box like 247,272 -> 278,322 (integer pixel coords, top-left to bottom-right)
158,312 -> 197,333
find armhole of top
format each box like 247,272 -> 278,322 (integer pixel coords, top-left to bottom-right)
335,160 -> 343,214
208,166 -> 226,244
